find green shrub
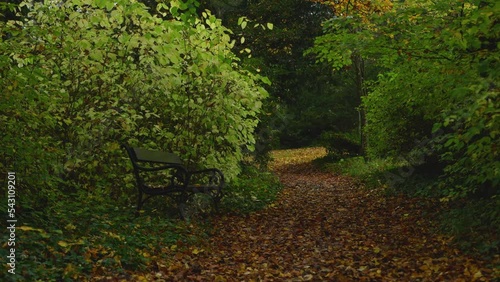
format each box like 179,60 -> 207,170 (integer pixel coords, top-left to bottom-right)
309,0 -> 499,202
221,163 -> 282,214
0,0 -> 269,211
0,1 -> 270,279
439,197 -> 500,257
317,131 -> 361,161
0,201 -> 194,281
317,156 -> 401,190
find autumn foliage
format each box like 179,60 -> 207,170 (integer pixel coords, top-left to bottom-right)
136,148 -> 498,281
311,0 -> 393,17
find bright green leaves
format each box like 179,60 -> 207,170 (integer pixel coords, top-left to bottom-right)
94,0 -> 115,10
1,0 -> 268,221
169,0 -> 200,23
238,16 -> 248,29
306,16 -> 368,70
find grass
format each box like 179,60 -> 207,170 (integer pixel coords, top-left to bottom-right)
313,155 -> 404,191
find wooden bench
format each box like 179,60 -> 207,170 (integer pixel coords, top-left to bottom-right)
122,144 -> 224,218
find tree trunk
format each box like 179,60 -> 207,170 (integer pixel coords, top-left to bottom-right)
352,52 -> 368,156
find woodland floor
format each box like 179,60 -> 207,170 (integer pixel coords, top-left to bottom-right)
133,148 -> 498,281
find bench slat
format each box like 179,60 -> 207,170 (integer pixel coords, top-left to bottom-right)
133,147 -> 183,165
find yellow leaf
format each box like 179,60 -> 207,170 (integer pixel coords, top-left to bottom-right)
214,275 -> 226,282
102,231 -> 124,241
18,226 -> 42,232
64,263 -> 76,275
58,241 -> 69,248
303,274 -> 314,281
192,248 -> 203,255
170,244 -> 178,251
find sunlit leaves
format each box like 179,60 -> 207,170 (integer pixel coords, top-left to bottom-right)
312,0 -> 393,18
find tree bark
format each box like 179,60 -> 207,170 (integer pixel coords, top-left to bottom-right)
352,52 -> 367,156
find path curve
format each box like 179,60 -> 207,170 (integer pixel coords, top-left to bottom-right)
152,148 -> 498,281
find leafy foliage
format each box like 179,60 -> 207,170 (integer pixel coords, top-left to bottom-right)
0,200 -> 204,280
309,0 -> 499,257
311,0 -> 393,18
309,0 -> 499,201
439,197 -> 500,256
219,0 -> 364,149
0,0 -> 268,208
317,131 -> 361,160
221,163 -> 282,214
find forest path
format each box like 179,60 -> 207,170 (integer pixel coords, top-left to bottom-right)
152,148 -> 497,281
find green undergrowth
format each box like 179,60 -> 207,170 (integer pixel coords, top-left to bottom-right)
1,200 -> 206,281
1,163 -> 281,281
221,163 -> 282,214
314,155 -> 499,259
313,155 -> 402,190
439,197 -> 500,259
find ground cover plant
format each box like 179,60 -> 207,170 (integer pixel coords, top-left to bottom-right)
0,0 -> 269,207
0,162 -> 282,281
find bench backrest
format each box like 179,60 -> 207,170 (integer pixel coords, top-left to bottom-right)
123,145 -> 183,165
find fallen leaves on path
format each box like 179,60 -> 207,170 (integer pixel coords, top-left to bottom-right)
131,148 -> 499,281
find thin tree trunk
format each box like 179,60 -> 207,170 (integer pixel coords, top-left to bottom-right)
352,52 -> 367,156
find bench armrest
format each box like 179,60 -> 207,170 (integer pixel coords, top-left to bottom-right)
134,163 -> 187,173
188,168 -> 225,189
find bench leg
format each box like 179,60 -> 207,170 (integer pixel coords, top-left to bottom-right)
136,191 -> 144,217
177,192 -> 191,221
211,189 -> 223,213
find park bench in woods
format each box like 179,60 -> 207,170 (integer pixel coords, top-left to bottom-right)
122,144 -> 224,218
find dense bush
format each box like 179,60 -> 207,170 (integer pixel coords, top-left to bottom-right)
221,163 -> 282,214
318,131 -> 361,160
439,197 -> 500,256
0,0 -> 269,211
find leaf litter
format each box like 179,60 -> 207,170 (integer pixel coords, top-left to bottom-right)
131,148 -> 499,281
